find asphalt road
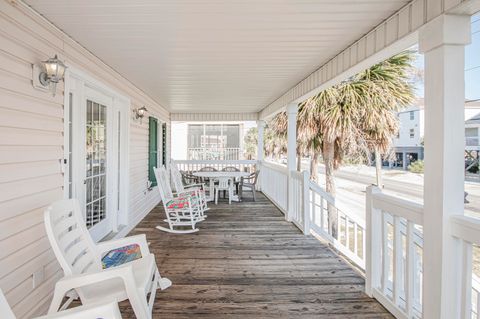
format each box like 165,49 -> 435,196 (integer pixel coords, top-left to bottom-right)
313,165 -> 480,216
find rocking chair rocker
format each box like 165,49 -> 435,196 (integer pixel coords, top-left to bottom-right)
154,166 -> 205,234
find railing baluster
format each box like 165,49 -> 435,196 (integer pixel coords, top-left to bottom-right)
381,211 -> 388,295
345,216 -> 350,250
460,240 -> 473,319
406,221 -> 415,317
353,222 -> 358,256
393,216 -> 402,306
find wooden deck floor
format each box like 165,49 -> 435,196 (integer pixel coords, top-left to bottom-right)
122,192 -> 393,318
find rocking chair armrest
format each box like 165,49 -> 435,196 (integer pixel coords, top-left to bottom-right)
184,183 -> 205,189
56,266 -> 136,296
39,301 -> 121,319
173,191 -> 193,198
96,234 -> 150,257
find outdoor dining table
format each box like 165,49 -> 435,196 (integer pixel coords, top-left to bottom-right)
192,171 -> 251,202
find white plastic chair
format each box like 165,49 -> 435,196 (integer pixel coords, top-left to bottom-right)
1,288 -> 122,319
214,177 -> 234,205
170,163 -> 209,214
44,199 -> 172,319
154,166 -> 204,234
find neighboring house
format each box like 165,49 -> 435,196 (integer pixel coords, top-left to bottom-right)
392,103 -> 425,169
465,101 -> 480,152
392,99 -> 480,169
171,122 -> 246,160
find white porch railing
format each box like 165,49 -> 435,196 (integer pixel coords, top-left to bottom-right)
309,180 -> 366,269
366,186 -> 424,319
451,215 -> 480,319
259,161 -> 288,213
259,161 -> 366,269
187,147 -> 241,160
173,160 -> 256,173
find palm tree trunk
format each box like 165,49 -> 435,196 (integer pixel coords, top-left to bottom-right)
297,150 -> 302,171
323,140 -> 337,239
310,152 -> 319,182
375,147 -> 383,188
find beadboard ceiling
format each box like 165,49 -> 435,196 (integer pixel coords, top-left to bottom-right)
25,0 -> 410,113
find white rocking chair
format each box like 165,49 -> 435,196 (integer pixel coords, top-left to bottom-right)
1,289 -> 122,319
170,162 -> 209,215
154,166 -> 205,234
44,199 -> 172,319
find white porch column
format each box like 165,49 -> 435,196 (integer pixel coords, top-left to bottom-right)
286,103 -> 298,221
256,120 -> 266,192
257,120 -> 266,161
419,14 -> 470,319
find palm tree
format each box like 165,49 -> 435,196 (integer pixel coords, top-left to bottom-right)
357,51 -> 416,187
267,51 -> 415,238
243,127 -> 258,160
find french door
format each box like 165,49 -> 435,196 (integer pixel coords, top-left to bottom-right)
65,73 -> 128,243
83,88 -> 113,240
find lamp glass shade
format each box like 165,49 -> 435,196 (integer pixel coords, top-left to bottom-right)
42,55 -> 66,83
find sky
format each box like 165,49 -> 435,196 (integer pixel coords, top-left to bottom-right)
466,14 -> 480,101
414,13 -> 480,100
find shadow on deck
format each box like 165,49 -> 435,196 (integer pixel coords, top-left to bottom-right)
123,192 -> 393,318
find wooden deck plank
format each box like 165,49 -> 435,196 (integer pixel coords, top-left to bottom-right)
122,192 -> 393,318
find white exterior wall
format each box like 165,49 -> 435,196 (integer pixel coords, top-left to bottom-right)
171,122 -> 189,160
0,1 -> 169,318
394,107 -> 423,148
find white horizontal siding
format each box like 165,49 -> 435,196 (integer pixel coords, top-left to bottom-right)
0,1 -> 169,317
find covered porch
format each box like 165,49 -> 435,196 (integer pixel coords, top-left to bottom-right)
1,0 -> 480,318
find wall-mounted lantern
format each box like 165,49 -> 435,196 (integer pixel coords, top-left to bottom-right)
32,54 -> 67,96
133,106 -> 148,122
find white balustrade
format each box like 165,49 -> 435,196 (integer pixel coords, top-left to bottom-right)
173,160 -> 257,174
260,161 -> 289,214
451,215 -> 480,319
309,180 -> 365,269
366,186 -> 424,319
187,147 -> 241,160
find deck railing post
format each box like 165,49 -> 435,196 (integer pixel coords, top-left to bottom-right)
419,14 -> 471,319
365,185 -> 381,297
302,170 -> 310,235
286,103 -> 298,222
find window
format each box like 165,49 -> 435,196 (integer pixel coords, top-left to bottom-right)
410,111 -> 415,120
187,124 -> 240,160
148,117 -> 158,186
409,128 -> 415,138
466,127 -> 479,146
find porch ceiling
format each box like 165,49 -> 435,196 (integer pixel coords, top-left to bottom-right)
24,0 -> 409,113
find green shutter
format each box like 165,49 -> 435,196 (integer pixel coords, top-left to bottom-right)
162,123 -> 167,166
148,117 -> 158,186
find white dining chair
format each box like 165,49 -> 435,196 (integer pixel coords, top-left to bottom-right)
44,199 -> 171,319
214,177 -> 234,205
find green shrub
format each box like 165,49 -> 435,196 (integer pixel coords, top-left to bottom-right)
408,160 -> 424,173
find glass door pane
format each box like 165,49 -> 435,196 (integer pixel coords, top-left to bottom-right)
85,100 -> 107,228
